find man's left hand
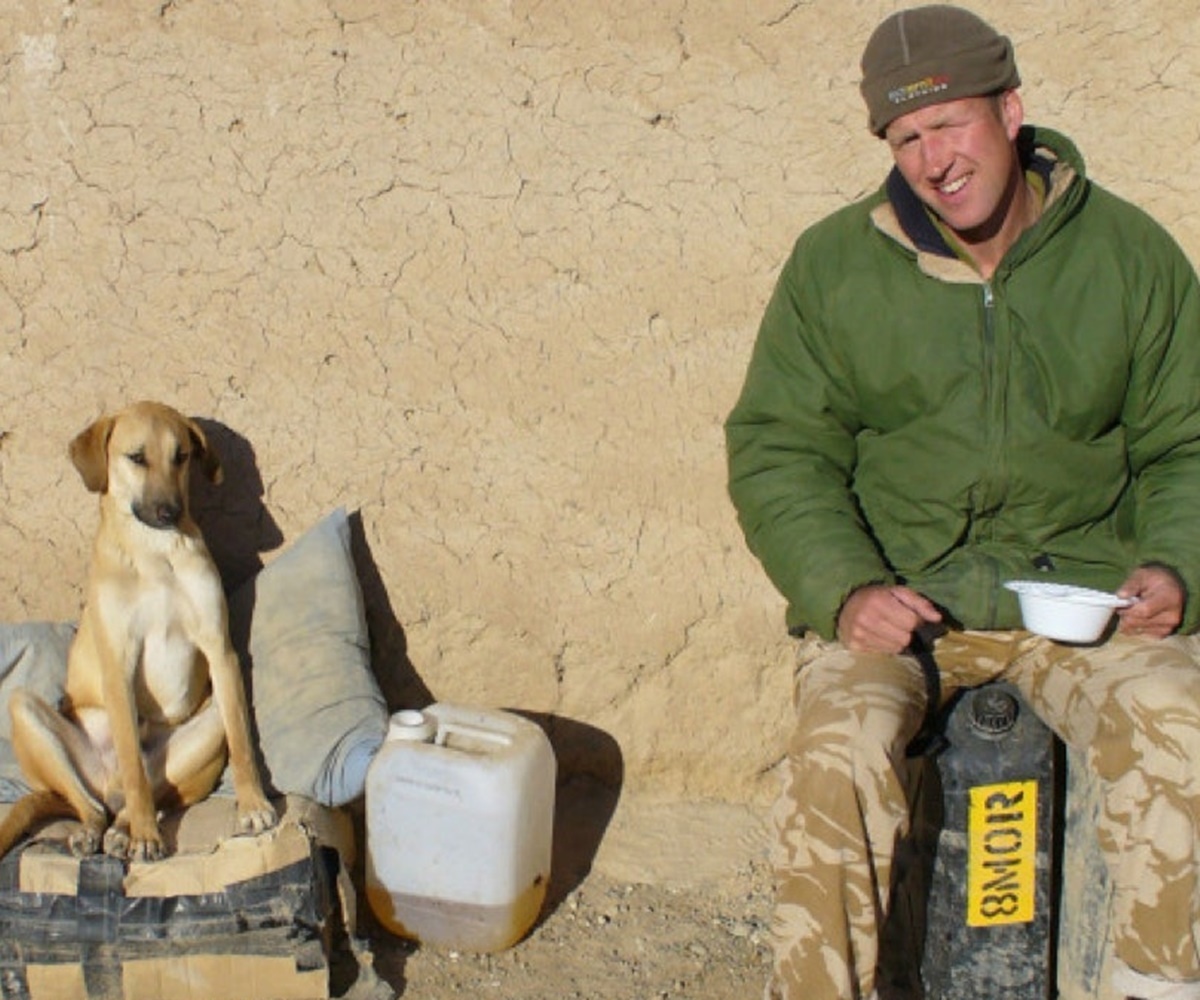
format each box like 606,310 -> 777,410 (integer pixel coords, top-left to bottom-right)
1116,565 -> 1185,638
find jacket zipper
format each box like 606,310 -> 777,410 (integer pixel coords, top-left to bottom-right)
982,282 -> 995,392
981,282 -> 996,488
981,281 -> 1001,622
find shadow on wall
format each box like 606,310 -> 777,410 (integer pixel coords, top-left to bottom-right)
347,509 -> 434,712
188,418 -> 285,592
522,713 -> 624,911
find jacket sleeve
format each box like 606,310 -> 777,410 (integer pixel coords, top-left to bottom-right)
1123,240 -> 1200,633
724,236 -> 893,639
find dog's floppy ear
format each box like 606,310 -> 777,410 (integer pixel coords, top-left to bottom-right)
68,416 -> 115,494
186,418 -> 223,485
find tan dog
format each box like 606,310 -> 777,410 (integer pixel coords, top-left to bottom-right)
0,401 -> 277,861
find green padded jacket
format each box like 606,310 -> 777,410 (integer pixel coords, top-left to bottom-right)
725,126 -> 1200,639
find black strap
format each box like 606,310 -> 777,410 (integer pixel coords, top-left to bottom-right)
77,855 -> 124,998
905,624 -> 947,758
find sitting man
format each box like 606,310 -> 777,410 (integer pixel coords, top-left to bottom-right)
725,6 -> 1200,1000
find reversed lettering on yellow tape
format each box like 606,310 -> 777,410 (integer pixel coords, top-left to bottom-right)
967,779 -> 1037,927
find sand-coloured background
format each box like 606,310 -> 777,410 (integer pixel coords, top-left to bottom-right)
3,0 -> 1198,844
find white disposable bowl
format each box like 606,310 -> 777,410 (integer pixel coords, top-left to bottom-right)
1003,580 -> 1133,643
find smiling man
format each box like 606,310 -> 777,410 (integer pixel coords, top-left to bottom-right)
725,6 -> 1200,1000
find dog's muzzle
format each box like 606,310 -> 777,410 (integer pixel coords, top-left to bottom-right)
133,501 -> 183,530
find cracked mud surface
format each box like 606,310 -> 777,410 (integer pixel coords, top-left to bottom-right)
2,4 -> 1195,997
5,1 -> 1198,809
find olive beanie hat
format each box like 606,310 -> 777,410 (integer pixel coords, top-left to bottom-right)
860,5 -> 1020,136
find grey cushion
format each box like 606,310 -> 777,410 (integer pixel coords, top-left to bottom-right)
228,507 -> 387,806
0,622 -> 75,800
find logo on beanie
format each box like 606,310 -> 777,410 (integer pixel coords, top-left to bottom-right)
887,74 -> 950,106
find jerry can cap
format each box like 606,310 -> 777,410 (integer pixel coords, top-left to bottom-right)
387,709 -> 437,743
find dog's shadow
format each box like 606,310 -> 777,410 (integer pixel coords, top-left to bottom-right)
188,419 -> 284,593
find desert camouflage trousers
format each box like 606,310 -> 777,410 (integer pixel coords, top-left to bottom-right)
766,629 -> 1200,1000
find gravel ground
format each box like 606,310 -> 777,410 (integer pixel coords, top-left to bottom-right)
365,863 -> 773,1000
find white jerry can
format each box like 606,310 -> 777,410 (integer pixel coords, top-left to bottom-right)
365,704 -> 557,953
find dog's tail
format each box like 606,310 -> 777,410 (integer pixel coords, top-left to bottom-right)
0,790 -> 76,858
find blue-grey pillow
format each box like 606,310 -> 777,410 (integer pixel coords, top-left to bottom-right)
227,507 -> 388,807
0,622 -> 75,801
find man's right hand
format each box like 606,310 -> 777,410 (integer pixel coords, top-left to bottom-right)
836,584 -> 944,653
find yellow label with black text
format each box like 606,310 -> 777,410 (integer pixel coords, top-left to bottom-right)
966,779 -> 1037,927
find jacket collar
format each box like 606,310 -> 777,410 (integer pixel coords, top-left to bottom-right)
870,125 -> 1083,281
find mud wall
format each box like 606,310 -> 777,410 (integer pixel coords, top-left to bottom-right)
2,1 -> 1197,804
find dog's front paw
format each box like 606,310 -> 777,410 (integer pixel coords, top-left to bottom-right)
236,796 -> 278,836
103,822 -> 165,863
69,821 -> 105,858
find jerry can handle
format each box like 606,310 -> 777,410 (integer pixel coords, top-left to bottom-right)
434,721 -> 515,748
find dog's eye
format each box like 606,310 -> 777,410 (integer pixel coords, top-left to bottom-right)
174,450 -> 190,467
127,451 -> 148,467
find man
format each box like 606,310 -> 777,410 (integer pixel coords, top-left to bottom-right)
725,6 -> 1200,1000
